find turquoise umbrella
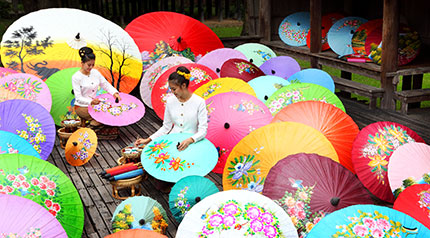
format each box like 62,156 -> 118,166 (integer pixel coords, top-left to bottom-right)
168,175 -> 219,223
307,204 -> 430,237
234,43 -> 276,67
141,133 -> 218,183
248,75 -> 290,103
287,68 -> 335,93
0,130 -> 41,159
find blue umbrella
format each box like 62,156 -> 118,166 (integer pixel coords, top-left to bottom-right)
168,175 -> 219,223
141,133 -> 218,183
108,168 -> 144,181
287,68 -> 335,92
259,56 -> 301,79
248,75 -> 290,102
0,130 -> 41,159
307,204 -> 430,237
327,17 -> 367,56
279,12 -> 311,47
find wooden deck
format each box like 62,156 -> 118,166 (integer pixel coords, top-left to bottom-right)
47,97 -> 430,238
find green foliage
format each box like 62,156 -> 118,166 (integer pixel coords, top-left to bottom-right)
210,26 -> 243,38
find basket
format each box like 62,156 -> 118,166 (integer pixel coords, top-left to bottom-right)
60,119 -> 81,132
121,145 -> 145,160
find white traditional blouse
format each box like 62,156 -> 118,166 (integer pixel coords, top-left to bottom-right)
72,69 -> 118,107
150,94 -> 208,142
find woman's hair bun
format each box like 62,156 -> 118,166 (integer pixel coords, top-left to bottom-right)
79,47 -> 93,58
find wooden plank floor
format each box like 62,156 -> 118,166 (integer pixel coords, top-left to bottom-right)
46,97 -> 429,238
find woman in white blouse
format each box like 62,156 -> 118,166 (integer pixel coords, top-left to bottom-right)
72,47 -> 121,128
135,66 -> 208,152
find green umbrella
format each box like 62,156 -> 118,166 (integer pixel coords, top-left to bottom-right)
265,82 -> 345,116
0,154 -> 84,238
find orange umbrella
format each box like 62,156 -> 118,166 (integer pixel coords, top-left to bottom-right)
223,121 -> 338,192
272,101 -> 358,173
65,128 -> 97,166
105,229 -> 167,238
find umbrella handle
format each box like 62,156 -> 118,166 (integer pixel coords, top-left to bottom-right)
72,142 -> 78,146
195,196 -> 201,203
330,197 -> 340,206
115,98 -> 119,103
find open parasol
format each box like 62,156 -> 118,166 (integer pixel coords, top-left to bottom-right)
248,75 -> 290,103
287,68 -> 335,93
220,58 -> 265,82
65,128 -> 97,166
259,56 -> 301,80
393,184 -> 430,229
327,17 -> 368,56
278,12 -> 310,47
0,130 -> 41,159
0,67 -> 17,78
234,43 -> 276,67
306,13 -> 344,51
197,48 -> 247,77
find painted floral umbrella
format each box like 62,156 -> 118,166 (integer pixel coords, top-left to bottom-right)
0,194 -> 67,237
222,122 -> 338,192
151,63 -> 218,120
176,190 -> 299,238
234,43 -> 277,67
0,8 -> 142,92
272,101 -> 359,173
287,68 -> 335,93
206,92 -> 272,173
140,56 -> 192,108
0,87 -> 24,102
169,175 -> 219,222
193,77 -> 256,100
88,92 -> 145,126
0,99 -> 55,160
112,196 -> 168,234
248,75 -> 290,103
220,58 -> 265,82
0,130 -> 41,159
278,12 -> 310,47
351,121 -> 424,203
327,17 -> 368,56
0,153 -> 84,238
259,56 -> 301,80
265,83 -> 345,116
0,67 -> 18,78
106,229 -> 168,238
394,184 -> 430,229
306,205 -> 430,237
141,133 -> 218,183
306,13 -> 345,51
197,48 -> 247,77
263,153 -> 372,237
0,73 -> 52,111
65,128 -> 97,166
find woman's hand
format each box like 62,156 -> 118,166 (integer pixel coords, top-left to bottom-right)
134,137 -> 151,147
114,92 -> 121,102
177,137 -> 194,151
90,98 -> 100,105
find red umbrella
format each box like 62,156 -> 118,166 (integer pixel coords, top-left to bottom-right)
394,184 -> 430,229
351,121 -> 425,203
220,58 -> 265,82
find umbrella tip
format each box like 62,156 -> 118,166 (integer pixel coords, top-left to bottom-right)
108,177 -> 114,181
115,98 -> 119,103
71,89 -> 74,95
330,197 -> 340,206
139,219 -> 146,225
224,123 -> 230,129
72,142 -> 78,146
75,33 -> 80,39
195,196 -> 201,203
216,68 -> 220,73
271,69 -> 276,75
249,59 -> 254,63
177,36 -> 182,43
264,95 -> 269,100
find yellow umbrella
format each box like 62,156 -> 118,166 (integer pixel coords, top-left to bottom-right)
193,77 -> 256,100
222,121 -> 338,192
65,128 -> 97,166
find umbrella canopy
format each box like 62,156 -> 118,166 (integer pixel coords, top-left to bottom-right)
65,128 -> 97,166
0,194 -> 67,237
0,8 -> 142,92
0,153 -> 84,238
394,184 -> 430,229
327,17 -> 368,56
248,75 -> 290,103
141,133 -> 218,183
223,122 -> 338,192
125,11 -> 223,68
151,63 -> 218,120
106,229 -> 167,238
234,43 -> 277,67
0,130 -> 41,159
272,101 -> 359,173
197,48 -> 247,77
259,56 -> 301,80
351,121 -> 424,203
169,175 -> 219,222
388,142 -> 430,197
287,68 -> 335,93
0,99 -> 55,160
265,83 -> 345,116
88,92 -> 145,126
306,13 -> 345,51
263,153 -> 372,237
306,204 -> 430,237
206,92 -> 272,174
220,58 -> 265,82
0,73 -> 52,111
112,196 -> 168,233
0,67 -> 17,78
177,190 -> 299,238
140,56 -> 192,108
0,87 -> 24,102
351,19 -> 383,56
278,12 -> 310,47
193,77 -> 256,100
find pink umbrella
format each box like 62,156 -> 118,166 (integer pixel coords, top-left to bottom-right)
197,48 -> 247,77
205,92 -> 272,173
0,67 -> 17,78
0,194 -> 67,237
0,73 -> 52,111
88,92 -> 145,126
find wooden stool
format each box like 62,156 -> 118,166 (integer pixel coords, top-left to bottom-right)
110,175 -> 143,200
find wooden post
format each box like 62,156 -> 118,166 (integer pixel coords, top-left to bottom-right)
380,0 -> 399,110
309,0 -> 321,69
259,0 -> 271,40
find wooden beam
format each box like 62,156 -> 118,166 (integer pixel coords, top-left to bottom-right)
380,0 -> 399,110
309,0 -> 321,68
259,0 -> 271,41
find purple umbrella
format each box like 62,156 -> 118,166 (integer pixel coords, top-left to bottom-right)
0,194 -> 67,237
259,56 -> 301,79
197,48 -> 247,76
0,99 -> 55,160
